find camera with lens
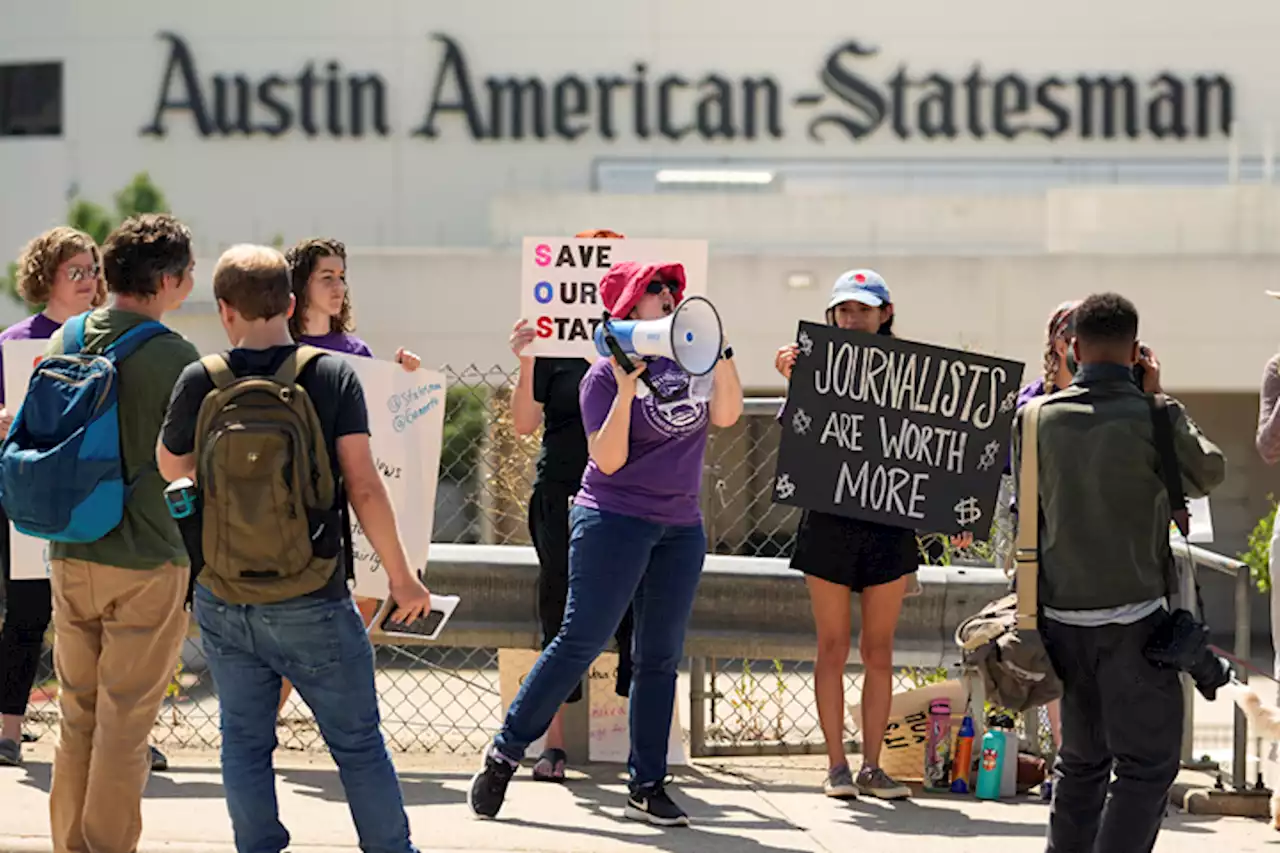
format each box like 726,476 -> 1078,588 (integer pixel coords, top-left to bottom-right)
1143,608 -> 1232,700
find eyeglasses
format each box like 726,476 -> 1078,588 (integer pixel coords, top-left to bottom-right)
64,264 -> 100,282
645,280 -> 679,296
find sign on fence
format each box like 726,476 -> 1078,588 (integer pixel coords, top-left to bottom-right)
497,648 -> 687,765
520,237 -> 708,359
3,339 -> 53,581
773,322 -> 1024,534
337,355 -> 446,600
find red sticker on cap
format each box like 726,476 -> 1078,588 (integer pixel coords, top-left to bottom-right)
854,273 -> 866,283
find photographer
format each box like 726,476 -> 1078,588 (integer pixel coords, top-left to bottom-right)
1012,293 -> 1225,853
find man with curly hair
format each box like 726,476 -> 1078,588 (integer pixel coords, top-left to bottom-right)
42,214 -> 201,853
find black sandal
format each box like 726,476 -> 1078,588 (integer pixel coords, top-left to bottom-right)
532,747 -> 568,783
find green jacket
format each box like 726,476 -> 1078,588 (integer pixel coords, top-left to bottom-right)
1012,363 -> 1226,611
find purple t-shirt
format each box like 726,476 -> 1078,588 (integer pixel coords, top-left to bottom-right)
298,332 -> 373,358
0,313 -> 61,406
574,357 -> 712,527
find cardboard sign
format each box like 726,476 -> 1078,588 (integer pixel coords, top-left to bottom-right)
1183,496 -> 1214,543
497,648 -> 687,765
774,322 -> 1024,534
2,339 -> 54,581
848,679 -> 967,783
335,356 -> 446,600
520,237 -> 708,359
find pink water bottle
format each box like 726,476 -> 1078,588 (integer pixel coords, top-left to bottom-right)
923,698 -> 952,793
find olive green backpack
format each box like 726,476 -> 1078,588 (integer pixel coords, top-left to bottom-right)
192,346 -> 343,604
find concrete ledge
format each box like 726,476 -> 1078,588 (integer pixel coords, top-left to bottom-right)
1169,770 -> 1273,818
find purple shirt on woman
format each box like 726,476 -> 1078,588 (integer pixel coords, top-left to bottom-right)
574,357 -> 712,527
0,313 -> 61,406
298,332 -> 373,358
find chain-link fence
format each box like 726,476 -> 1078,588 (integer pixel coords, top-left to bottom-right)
8,363 -> 1015,757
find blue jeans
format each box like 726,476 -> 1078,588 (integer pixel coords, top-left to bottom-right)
194,585 -> 417,853
494,505 -> 706,788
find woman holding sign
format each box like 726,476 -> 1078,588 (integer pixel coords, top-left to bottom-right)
0,227 -> 116,766
508,228 -> 635,784
277,237 -> 422,715
471,260 -> 743,826
774,269 -> 971,801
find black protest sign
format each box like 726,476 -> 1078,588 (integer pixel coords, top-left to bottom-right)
773,321 -> 1025,535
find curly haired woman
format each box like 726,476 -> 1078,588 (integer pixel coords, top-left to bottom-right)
0,227 -> 113,766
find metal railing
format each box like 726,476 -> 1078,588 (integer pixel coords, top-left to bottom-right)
0,366 -> 1263,789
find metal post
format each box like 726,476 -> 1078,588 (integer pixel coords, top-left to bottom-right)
690,657 -> 707,758
1179,553 -> 1196,763
1233,565 -> 1252,790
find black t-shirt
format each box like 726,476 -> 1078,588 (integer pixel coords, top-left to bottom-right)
161,345 -> 370,600
532,357 -> 590,489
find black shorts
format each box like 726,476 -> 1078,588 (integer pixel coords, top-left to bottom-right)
790,510 -> 918,593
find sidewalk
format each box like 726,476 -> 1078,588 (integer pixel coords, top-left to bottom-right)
0,745 -> 1272,853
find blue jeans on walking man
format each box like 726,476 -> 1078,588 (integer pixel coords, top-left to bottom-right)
494,505 -> 707,787
194,585 -> 418,853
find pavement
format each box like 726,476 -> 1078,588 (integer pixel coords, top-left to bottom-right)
0,746 -> 1274,853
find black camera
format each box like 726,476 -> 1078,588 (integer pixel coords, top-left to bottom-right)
1143,608 -> 1232,700
1132,344 -> 1150,389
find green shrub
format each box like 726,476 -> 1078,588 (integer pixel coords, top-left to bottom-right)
1240,494 -> 1278,593
441,385 -> 487,483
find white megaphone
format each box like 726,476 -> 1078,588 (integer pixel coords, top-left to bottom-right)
593,295 -> 724,376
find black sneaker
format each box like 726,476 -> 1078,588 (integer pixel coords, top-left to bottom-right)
468,748 -> 518,819
149,745 -> 168,772
625,782 -> 689,827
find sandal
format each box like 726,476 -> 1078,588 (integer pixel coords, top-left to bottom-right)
532,747 -> 568,783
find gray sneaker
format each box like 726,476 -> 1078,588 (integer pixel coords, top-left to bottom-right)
823,764 -> 858,799
0,738 -> 21,767
856,765 -> 911,800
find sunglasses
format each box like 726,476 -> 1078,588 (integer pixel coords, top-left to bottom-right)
64,264 -> 100,282
645,280 -> 680,296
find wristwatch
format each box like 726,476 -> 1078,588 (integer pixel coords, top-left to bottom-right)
722,345 -> 734,360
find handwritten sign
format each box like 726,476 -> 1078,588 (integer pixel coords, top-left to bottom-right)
774,322 -> 1024,534
336,355 -> 446,600
2,339 -> 53,581
520,237 -> 708,359
497,648 -> 687,765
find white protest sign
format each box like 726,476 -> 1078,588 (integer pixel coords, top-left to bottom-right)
520,237 -> 709,359
2,339 -> 54,581
498,648 -> 687,765
1182,496 -> 1214,543
335,355 -> 446,601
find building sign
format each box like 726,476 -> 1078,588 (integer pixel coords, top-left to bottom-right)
141,32 -> 1234,144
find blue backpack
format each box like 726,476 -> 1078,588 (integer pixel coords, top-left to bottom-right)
0,312 -> 170,542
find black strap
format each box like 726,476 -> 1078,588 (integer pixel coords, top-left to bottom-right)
1148,394 -> 1189,536
340,487 -> 355,584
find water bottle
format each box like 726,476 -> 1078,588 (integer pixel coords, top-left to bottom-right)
923,698 -> 952,792
999,717 -> 1019,798
975,716 -> 1006,800
950,714 -> 976,794
164,477 -> 204,571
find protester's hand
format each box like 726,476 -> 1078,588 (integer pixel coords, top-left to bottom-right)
951,532 -> 975,550
510,319 -> 537,362
775,344 -> 799,380
394,348 -> 421,372
610,355 -> 646,396
0,409 -> 12,439
387,572 -> 432,624
1138,343 -> 1162,394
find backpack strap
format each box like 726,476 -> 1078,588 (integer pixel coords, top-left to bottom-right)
200,354 -> 237,390
1014,397 -> 1048,631
273,345 -> 326,385
101,320 -> 170,363
61,312 -> 90,354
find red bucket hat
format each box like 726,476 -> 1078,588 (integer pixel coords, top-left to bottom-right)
599,262 -> 687,319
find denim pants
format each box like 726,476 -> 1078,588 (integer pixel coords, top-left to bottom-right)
494,505 -> 706,788
194,585 -> 417,853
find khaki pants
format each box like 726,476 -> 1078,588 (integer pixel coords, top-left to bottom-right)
49,559 -> 189,853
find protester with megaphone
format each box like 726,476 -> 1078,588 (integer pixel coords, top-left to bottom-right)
775,269 -> 972,802
507,228 -> 635,784
471,260 -> 743,827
